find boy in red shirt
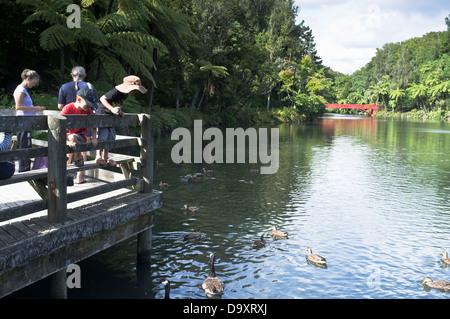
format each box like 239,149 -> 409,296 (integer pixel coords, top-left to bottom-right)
61,87 -> 98,184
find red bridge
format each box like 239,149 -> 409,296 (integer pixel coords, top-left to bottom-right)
326,104 -> 378,116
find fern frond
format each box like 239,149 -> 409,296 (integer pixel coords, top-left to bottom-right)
23,10 -> 66,25
74,21 -> 109,47
96,12 -> 131,33
39,24 -> 76,50
81,0 -> 96,7
97,52 -> 128,84
109,31 -> 168,54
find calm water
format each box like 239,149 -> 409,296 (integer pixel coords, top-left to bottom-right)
10,114 -> 450,299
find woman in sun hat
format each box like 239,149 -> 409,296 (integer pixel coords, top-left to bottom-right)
95,75 -> 147,166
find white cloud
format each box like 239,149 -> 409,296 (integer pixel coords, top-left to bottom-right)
296,0 -> 450,74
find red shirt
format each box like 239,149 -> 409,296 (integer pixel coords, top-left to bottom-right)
61,102 -> 93,142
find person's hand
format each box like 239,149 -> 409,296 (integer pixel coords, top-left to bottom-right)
67,140 -> 77,149
112,106 -> 121,115
91,136 -> 98,148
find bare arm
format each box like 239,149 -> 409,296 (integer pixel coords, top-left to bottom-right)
15,92 -> 45,112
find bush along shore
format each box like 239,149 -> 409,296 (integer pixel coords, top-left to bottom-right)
374,109 -> 450,122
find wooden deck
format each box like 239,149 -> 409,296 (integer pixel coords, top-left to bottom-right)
0,112 -> 163,298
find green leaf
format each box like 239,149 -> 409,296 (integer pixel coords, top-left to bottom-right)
39,24 -> 76,51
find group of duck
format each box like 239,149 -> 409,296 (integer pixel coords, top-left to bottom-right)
164,223 -> 327,299
422,251 -> 450,292
157,162 -> 225,298
156,161 -> 450,298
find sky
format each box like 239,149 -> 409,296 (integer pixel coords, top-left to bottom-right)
295,0 -> 450,74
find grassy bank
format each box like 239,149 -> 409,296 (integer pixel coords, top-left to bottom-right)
375,109 -> 450,122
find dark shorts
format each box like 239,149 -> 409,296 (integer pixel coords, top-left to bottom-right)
97,127 -> 116,142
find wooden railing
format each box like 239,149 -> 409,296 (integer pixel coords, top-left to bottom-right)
0,112 -> 154,223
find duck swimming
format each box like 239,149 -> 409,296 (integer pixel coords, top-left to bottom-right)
159,181 -> 170,188
252,234 -> 266,248
441,251 -> 450,265
184,227 -> 201,240
202,168 -> 214,174
202,253 -> 224,297
422,277 -> 450,292
306,247 -> 327,265
184,204 -> 198,213
269,226 -> 288,238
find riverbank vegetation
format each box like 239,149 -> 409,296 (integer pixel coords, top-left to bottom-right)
2,1 -> 450,133
1,0 -> 329,135
332,16 -> 450,121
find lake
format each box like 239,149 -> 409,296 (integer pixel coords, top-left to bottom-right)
9,114 -> 450,299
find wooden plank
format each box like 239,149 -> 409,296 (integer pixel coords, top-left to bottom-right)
12,221 -> 39,237
0,115 -> 48,132
0,200 -> 47,222
66,177 -> 137,204
21,219 -> 46,233
47,115 -> 68,223
3,224 -> 28,241
0,227 -> 16,245
63,114 -> 139,129
0,146 -> 47,163
139,115 -> 154,193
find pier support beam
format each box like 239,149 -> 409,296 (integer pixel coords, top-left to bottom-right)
137,228 -> 152,263
49,269 -> 67,299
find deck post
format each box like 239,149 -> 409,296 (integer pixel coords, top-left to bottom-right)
47,115 -> 68,223
49,269 -> 67,299
138,114 -> 154,193
137,114 -> 154,263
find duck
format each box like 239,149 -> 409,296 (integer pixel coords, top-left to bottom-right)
202,253 -> 224,297
269,226 -> 288,238
252,234 -> 266,248
184,204 -> 198,213
184,227 -> 201,240
162,278 -> 170,299
159,181 -> 170,188
202,168 -> 214,174
422,277 -> 450,292
441,251 -> 450,265
306,247 -> 327,265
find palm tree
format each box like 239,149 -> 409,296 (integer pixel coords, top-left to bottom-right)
407,83 -> 428,111
388,88 -> 405,111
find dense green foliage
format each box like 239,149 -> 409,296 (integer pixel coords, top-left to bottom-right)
1,0 -> 330,132
3,1 -> 449,129
332,15 -> 450,120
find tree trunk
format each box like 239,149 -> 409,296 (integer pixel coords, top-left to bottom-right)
59,47 -> 65,87
148,48 -> 158,113
190,85 -> 201,113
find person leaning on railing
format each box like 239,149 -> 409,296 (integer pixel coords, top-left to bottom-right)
13,69 -> 46,172
60,87 -> 98,184
0,114 -> 14,180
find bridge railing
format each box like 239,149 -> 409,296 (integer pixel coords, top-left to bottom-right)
0,112 -> 154,223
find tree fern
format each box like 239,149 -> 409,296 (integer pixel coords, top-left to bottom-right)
39,24 -> 76,51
